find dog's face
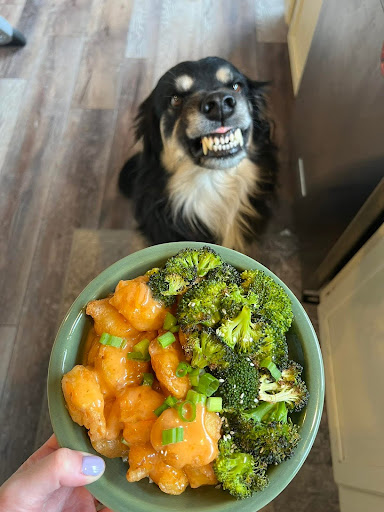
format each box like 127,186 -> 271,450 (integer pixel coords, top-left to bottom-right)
136,57 -> 269,171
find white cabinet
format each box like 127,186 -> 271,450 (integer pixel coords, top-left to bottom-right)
318,224 -> 384,511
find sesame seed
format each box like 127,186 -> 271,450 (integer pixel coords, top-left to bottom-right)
219,378 -> 225,383
240,393 -> 244,399
239,400 -> 243,404
250,363 -> 255,367
233,384 -> 236,388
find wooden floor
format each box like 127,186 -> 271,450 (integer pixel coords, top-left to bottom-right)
0,1 -> 339,509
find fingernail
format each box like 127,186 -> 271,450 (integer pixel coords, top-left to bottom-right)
81,455 -> 105,476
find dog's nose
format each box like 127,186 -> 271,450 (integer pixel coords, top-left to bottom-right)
201,92 -> 236,121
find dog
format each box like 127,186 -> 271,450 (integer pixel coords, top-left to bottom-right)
119,56 -> 277,251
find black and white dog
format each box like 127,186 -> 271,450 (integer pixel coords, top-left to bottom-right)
119,57 -> 277,251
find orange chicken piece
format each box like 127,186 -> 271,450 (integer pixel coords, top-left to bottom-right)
109,276 -> 169,331
119,386 -> 165,445
149,337 -> 191,399
184,463 -> 218,488
86,298 -> 141,349
61,365 -> 106,442
151,404 -> 221,469
127,444 -> 189,495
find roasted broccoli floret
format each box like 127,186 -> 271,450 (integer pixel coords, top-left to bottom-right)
253,321 -> 288,368
214,438 -> 268,499
212,353 -> 259,412
241,270 -> 293,334
177,279 -> 227,330
147,268 -> 177,307
216,305 -> 261,352
258,361 -> 309,412
183,328 -> 232,370
165,247 -> 222,281
227,402 -> 301,465
207,262 -> 241,286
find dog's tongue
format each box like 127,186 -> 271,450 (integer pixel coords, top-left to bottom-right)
212,126 -> 232,134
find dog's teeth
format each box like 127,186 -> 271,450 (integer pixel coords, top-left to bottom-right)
224,136 -> 229,144
213,145 -> 218,152
229,132 -> 234,142
214,137 -> 219,145
208,137 -> 214,150
220,136 -> 225,144
229,142 -> 233,149
202,138 -> 208,155
218,144 -> 222,150
238,130 -> 244,147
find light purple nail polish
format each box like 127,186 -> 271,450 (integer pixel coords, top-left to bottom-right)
82,455 -> 105,476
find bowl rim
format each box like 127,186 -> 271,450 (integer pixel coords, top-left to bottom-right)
48,241 -> 325,512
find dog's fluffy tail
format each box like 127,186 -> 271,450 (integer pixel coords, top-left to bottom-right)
118,153 -> 141,198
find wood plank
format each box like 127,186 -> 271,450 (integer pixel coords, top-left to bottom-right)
0,36 -> 84,325
0,79 -> 25,175
124,0 -> 162,59
72,0 -> 133,109
255,0 -> 288,43
34,228 -> 147,449
46,0 -> 95,36
0,2 -> 25,25
0,325 -> 17,402
0,0 -> 51,79
0,108 -> 116,481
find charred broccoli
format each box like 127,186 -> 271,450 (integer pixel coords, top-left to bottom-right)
217,305 -> 261,352
214,438 -> 269,499
147,268 -> 178,307
258,361 -> 309,412
227,402 -> 301,465
241,269 -> 293,334
166,246 -> 222,280
207,262 -> 241,286
253,321 -> 288,368
212,353 -> 259,412
183,328 -> 232,370
177,279 -> 227,330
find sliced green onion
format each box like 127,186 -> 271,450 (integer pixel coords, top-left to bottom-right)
186,389 -> 207,405
194,373 -> 220,396
260,357 -> 282,381
133,338 -> 150,357
142,373 -> 154,386
127,338 -> 151,362
121,437 -> 130,447
126,351 -> 150,362
163,312 -> 178,330
189,368 -> 200,387
154,395 -> 178,417
158,331 -> 176,348
162,427 -> 184,445
177,400 -> 196,422
169,325 -> 180,333
176,361 -> 192,378
154,402 -> 169,417
99,332 -> 125,348
206,397 -> 222,412
165,395 -> 178,407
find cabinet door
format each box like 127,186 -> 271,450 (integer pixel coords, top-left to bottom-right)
292,0 -> 384,290
318,223 -> 384,512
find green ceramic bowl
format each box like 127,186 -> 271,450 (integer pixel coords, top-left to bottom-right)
48,241 -> 324,512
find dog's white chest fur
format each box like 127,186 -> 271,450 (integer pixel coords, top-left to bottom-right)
166,159 -> 259,251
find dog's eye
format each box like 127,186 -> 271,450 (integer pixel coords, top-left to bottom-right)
170,95 -> 183,107
232,83 -> 242,92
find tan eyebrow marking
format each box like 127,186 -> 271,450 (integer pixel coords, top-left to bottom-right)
175,74 -> 194,92
216,67 -> 233,83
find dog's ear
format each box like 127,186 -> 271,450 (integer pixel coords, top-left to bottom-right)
246,79 -> 274,144
135,92 -> 163,156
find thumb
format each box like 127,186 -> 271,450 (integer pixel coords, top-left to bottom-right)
1,447 -> 105,505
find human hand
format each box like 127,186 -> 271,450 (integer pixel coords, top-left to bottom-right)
0,435 -> 113,512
